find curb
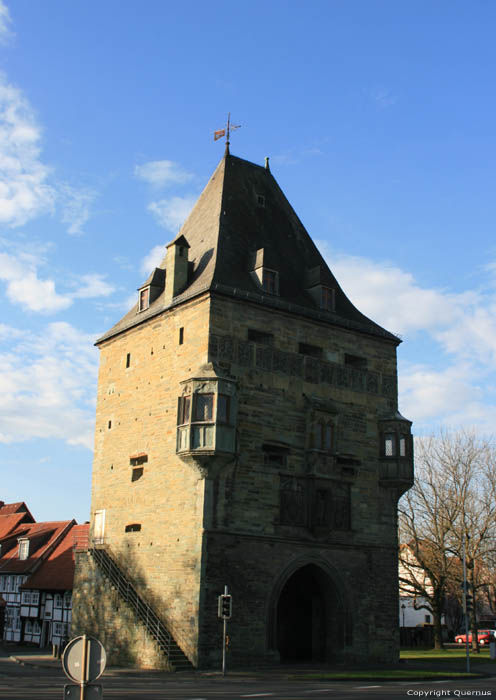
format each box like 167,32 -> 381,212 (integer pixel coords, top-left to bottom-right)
10,655 -> 59,670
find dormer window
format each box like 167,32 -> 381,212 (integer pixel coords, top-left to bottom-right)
262,268 -> 278,295
139,287 -> 150,311
18,539 -> 29,560
250,248 -> 279,296
321,286 -> 335,311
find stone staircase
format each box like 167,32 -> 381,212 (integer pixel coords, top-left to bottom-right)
87,545 -> 193,670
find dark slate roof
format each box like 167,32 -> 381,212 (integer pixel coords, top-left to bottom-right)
98,153 -> 399,345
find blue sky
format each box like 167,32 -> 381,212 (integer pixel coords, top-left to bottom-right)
1,1 -> 496,524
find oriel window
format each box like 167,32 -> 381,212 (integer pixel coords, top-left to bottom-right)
178,396 -> 191,425
217,394 -> 230,424
384,433 -> 396,457
194,394 -> 214,422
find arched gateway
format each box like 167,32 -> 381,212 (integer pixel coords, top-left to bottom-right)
269,561 -> 350,662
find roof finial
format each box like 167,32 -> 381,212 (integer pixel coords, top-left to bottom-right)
214,112 -> 241,155
265,156 -> 270,171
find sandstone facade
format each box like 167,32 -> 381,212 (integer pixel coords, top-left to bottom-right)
72,151 -> 413,668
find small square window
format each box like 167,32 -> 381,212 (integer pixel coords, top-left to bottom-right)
125,523 -> 141,532
256,194 -> 265,207
299,342 -> 323,359
131,466 -> 144,481
248,329 -> 273,345
344,353 -> 367,370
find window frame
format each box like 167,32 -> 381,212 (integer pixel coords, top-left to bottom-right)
193,393 -> 214,423
262,268 -> 279,295
138,286 -> 150,312
321,286 -> 335,311
18,539 -> 29,560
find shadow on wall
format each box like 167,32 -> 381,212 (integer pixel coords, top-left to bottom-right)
71,541 -> 190,669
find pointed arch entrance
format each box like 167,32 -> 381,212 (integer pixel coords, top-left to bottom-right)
270,561 -> 349,662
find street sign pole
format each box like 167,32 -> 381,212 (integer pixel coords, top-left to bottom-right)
80,634 -> 88,700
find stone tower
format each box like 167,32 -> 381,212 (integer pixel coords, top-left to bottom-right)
72,151 -> 413,669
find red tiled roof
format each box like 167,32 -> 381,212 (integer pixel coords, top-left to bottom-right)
0,512 -> 31,539
0,501 -> 34,519
0,520 -> 74,575
22,523 -> 89,591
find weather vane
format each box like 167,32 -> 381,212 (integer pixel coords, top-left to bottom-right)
214,113 -> 241,153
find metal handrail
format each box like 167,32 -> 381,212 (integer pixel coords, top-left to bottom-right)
86,546 -> 190,665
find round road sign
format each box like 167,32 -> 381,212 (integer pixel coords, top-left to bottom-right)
62,636 -> 106,683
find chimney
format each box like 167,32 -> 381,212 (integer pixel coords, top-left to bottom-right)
164,235 -> 190,305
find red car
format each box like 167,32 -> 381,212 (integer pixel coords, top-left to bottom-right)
455,629 -> 496,645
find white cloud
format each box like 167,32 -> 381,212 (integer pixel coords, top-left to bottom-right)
0,75 -> 55,227
148,195 -> 196,233
0,251 -> 71,313
0,322 -> 98,448
320,245 -> 496,433
325,248 -> 496,363
71,273 -> 115,299
0,250 -> 115,313
135,160 -> 194,189
0,1 -> 13,44
59,183 -> 98,235
140,244 -> 165,276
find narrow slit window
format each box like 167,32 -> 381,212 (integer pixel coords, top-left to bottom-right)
108,420 -> 112,430
179,327 -> 184,345
126,353 -> 131,368
399,436 -> 407,457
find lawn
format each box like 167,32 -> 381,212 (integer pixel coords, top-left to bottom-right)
401,647 -> 493,664
294,669 -> 479,681
292,648 -> 492,681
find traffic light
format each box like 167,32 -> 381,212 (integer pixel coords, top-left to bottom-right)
218,594 -> 232,619
466,594 -> 474,613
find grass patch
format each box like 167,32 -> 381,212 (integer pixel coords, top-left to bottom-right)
401,648 -> 493,663
294,670 -> 479,681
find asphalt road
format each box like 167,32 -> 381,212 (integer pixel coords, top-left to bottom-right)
0,657 -> 495,700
